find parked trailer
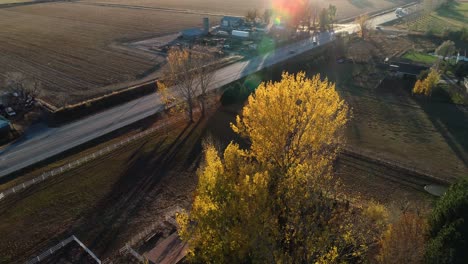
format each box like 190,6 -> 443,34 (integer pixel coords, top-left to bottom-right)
231,30 -> 249,38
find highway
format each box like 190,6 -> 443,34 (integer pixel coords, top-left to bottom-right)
0,12 -> 399,178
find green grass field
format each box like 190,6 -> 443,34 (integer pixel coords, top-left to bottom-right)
402,51 -> 438,64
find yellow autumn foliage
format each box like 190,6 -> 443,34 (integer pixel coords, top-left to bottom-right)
232,71 -> 349,175
177,72 -> 384,263
377,212 -> 427,264
413,68 -> 440,96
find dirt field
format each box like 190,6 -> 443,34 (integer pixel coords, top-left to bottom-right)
0,101 -> 434,263
0,0 -> 411,107
0,2 -> 219,106
80,0 -> 411,19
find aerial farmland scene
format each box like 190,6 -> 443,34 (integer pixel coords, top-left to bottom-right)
0,0 -> 467,263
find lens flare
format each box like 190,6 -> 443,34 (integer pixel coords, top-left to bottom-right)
271,0 -> 305,24
274,16 -> 281,25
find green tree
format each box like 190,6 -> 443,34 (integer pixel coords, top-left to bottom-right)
454,62 -> 468,84
435,40 -> 456,61
177,72 -> 387,263
425,177 -> 468,264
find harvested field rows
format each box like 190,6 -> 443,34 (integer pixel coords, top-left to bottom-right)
0,0 -> 410,106
80,0 -> 411,19
0,2 -> 218,106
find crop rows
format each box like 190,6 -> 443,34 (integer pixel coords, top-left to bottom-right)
0,2 -> 216,106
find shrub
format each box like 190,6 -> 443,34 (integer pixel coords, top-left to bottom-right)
425,177 -> 468,264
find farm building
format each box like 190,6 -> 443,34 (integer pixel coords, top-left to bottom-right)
181,28 -> 206,39
27,235 -> 101,264
220,16 -> 244,30
387,62 -> 428,77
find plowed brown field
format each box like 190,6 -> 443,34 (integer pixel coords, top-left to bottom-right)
0,0 -> 410,106
0,2 -> 218,105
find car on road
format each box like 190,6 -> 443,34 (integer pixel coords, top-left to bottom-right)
289,50 -> 296,54
375,26 -> 382,30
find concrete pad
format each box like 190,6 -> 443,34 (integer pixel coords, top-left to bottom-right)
424,184 -> 448,197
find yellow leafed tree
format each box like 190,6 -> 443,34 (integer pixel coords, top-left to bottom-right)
177,72 -> 384,263
412,68 -> 440,96
377,212 -> 427,264
231,72 -> 349,174
412,79 -> 424,95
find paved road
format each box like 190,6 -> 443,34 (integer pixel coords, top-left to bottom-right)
0,12 -> 399,178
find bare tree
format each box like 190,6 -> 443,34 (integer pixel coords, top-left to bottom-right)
166,48 -> 199,123
355,14 -> 370,39
328,4 -> 337,31
263,9 -> 273,24
246,9 -> 259,22
4,72 -> 41,110
193,52 -> 216,117
163,47 -> 217,122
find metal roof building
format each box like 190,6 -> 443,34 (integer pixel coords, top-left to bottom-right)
181,28 -> 205,39
220,16 -> 244,30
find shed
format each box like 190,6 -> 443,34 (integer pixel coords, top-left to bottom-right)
387,62 -> 428,76
181,28 -> 205,39
220,16 -> 244,30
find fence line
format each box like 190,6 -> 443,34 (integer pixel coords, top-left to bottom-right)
121,244 -> 147,263
342,146 -> 452,186
1,111 -> 450,202
26,235 -> 101,264
0,115 -> 185,202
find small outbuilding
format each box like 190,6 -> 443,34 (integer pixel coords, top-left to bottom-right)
220,16 -> 244,30
387,62 -> 428,77
181,28 -> 206,39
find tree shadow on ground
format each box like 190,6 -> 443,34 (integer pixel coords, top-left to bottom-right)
65,120 -> 204,258
413,84 -> 468,170
436,2 -> 467,24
